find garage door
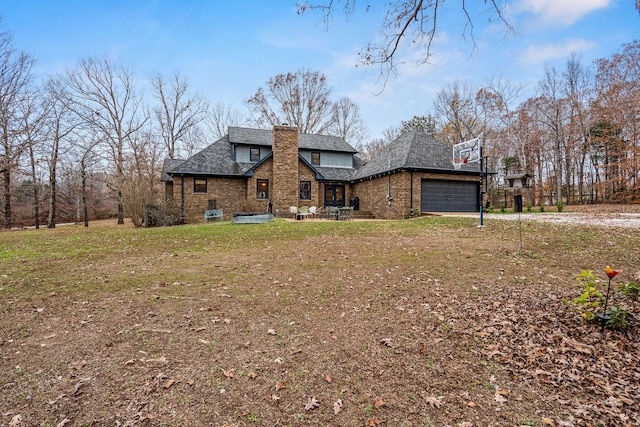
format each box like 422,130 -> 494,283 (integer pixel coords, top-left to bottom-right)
421,179 -> 478,212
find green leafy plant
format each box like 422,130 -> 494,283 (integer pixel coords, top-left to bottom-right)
569,269 -> 604,321
499,203 -> 505,213
619,281 -> 640,300
556,201 -> 564,212
604,305 -> 629,328
567,266 -> 632,330
526,202 -> 533,212
539,204 -> 545,212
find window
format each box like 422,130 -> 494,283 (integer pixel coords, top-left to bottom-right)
257,179 -> 269,199
300,181 -> 311,200
194,178 -> 207,193
250,147 -> 260,162
311,152 -> 320,165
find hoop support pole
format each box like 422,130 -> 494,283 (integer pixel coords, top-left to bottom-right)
479,145 -> 484,227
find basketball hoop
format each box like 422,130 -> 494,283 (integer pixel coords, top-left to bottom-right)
452,136 -> 482,170
452,157 -> 468,170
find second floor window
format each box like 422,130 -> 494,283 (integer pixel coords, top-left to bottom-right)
250,147 -> 260,162
311,152 -> 320,165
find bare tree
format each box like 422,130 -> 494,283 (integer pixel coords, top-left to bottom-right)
562,54 -> 594,204
246,69 -> 333,134
433,80 -> 481,145
21,87 -> 49,228
42,76 -> 80,228
328,96 -> 368,145
297,0 -> 512,81
151,72 -> 208,159
0,28 -> 34,229
123,126 -> 164,227
536,66 -> 569,206
205,100 -> 248,140
62,57 -> 146,224
181,125 -> 209,158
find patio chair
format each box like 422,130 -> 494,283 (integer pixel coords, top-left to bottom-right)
326,206 -> 338,220
289,206 -> 298,219
309,206 -> 317,218
298,206 -> 310,220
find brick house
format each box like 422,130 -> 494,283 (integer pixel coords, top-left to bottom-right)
162,125 -> 481,222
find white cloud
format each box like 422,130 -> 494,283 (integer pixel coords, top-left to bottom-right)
519,39 -> 597,64
512,0 -> 612,26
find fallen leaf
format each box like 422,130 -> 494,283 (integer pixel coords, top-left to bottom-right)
247,371 -> 257,379
367,418 -> 385,426
9,415 -> 22,427
275,380 -> 287,391
164,378 -> 175,389
333,399 -> 343,415
373,396 -> 386,408
56,418 -> 71,427
267,328 -> 276,335
424,395 -> 443,409
380,338 -> 393,347
123,359 -> 136,365
223,369 -> 235,378
305,396 -> 320,410
541,418 -> 555,426
271,394 -> 280,401
494,393 -> 507,403
467,401 -> 478,407
323,374 -> 332,383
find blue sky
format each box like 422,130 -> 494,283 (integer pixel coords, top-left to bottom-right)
0,1 -> 638,141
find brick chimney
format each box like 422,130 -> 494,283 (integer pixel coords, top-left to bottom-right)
271,125 -> 299,215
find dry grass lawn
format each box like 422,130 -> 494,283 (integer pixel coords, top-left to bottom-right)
0,211 -> 639,426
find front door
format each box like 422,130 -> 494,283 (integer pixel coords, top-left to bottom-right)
324,185 -> 345,207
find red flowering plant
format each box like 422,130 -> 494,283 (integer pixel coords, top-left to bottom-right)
567,266 -> 630,330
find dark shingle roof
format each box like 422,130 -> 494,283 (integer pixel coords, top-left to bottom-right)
161,158 -> 186,182
353,131 -> 479,180
167,136 -> 254,176
167,127 -> 358,178
229,127 -> 357,153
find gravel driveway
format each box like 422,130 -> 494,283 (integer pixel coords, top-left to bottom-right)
483,211 -> 640,228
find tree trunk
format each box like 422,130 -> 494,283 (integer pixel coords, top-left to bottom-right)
47,139 -> 59,228
81,161 -> 89,227
2,169 -> 11,229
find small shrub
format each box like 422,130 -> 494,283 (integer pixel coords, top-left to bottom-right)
499,203 -> 505,213
556,201 -> 564,212
539,204 -> 545,212
526,202 -> 533,212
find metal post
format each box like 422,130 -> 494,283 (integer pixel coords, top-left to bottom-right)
479,145 -> 484,226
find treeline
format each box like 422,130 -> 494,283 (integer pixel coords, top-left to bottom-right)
400,42 -> 640,208
1,22 -> 638,228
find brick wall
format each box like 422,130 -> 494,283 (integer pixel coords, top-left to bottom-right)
173,176 -> 246,223
246,159 -> 274,213
352,172 -> 479,219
